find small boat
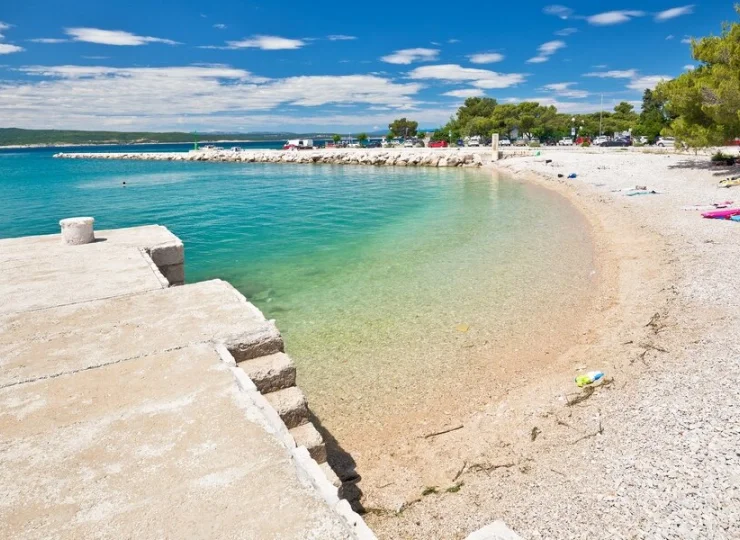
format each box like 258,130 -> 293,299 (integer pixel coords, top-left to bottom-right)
701,208 -> 740,219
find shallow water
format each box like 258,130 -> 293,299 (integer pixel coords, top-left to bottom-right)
0,147 -> 597,444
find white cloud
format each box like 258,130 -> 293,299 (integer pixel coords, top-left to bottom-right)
542,82 -> 589,98
381,48 -> 438,65
226,35 -> 305,50
468,52 -> 504,64
0,43 -> 23,54
408,64 -> 525,88
655,5 -> 694,21
627,75 -> 672,91
443,88 -> 485,98
543,5 -> 574,19
527,40 -> 565,64
681,36 -> 692,44
587,10 -> 645,25
0,21 -> 9,39
213,24 -> 226,29
555,27 -> 578,36
666,34 -> 674,40
448,39 -> 460,44
584,69 -> 637,78
327,35 -> 357,41
29,38 -> 68,44
65,28 -> 179,46
0,64 -> 423,130
684,64 -> 695,70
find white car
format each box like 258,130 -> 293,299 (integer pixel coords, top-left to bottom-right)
655,137 -> 675,148
403,140 -> 415,148
466,136 -> 482,147
558,138 -> 574,146
499,138 -> 512,146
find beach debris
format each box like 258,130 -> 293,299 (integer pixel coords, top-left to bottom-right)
568,173 -> 577,179
424,424 -> 464,439
612,185 -> 647,193
570,419 -> 604,445
557,174 -> 564,178
575,370 -> 604,387
422,486 -> 439,496
530,427 -> 542,441
446,482 -> 464,493
681,201 -> 734,211
625,189 -> 660,196
455,323 -> 470,333
731,215 -> 740,222
545,159 -> 553,164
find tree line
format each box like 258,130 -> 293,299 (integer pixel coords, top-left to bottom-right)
392,7 -> 739,148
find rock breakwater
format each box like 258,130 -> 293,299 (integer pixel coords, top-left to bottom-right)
54,148 -> 489,168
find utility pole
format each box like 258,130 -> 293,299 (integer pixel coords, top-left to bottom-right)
599,94 -> 603,136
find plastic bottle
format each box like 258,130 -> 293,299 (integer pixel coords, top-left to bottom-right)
575,371 -> 604,387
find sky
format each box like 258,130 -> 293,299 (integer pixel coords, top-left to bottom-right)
0,1 -> 735,133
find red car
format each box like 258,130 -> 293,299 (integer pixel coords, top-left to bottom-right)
429,140 -> 449,148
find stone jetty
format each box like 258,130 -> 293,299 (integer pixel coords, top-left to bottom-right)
55,147 -> 490,168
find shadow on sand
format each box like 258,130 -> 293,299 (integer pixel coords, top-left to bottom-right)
309,411 -> 366,513
667,154 -> 740,177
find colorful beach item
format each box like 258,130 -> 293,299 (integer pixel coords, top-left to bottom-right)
575,371 -> 604,387
701,208 -> 740,219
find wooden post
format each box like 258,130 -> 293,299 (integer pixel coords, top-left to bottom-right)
491,134 -> 500,161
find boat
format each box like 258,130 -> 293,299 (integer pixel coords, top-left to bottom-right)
701,208 -> 740,219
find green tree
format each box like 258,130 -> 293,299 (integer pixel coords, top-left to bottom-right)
357,133 -> 368,146
332,134 -> 341,144
388,118 -> 418,138
635,89 -> 672,141
657,6 -> 740,147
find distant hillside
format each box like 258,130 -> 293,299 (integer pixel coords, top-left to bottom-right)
0,128 -> 334,147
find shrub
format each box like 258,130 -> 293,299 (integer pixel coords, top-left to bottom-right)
581,141 -> 591,147
529,141 -> 541,147
711,151 -> 734,162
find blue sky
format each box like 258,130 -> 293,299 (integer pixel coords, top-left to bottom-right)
0,1 -> 734,132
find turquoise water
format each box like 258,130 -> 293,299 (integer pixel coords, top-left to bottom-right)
0,146 -> 597,443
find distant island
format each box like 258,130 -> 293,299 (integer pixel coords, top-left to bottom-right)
0,128 -> 340,148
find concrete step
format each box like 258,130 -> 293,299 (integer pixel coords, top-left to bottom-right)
319,462 -> 341,489
290,422 -> 327,464
239,352 -> 296,394
264,386 -> 308,429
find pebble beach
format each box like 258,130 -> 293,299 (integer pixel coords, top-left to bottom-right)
364,149 -> 740,539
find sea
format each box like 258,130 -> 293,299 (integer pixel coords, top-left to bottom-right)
0,142 -> 597,443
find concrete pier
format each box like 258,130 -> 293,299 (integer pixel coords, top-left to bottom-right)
0,223 -> 373,539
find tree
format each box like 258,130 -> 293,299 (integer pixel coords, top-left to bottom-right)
388,118 -> 418,138
357,133 -> 368,145
656,6 -> 740,147
635,89 -> 672,141
332,134 -> 341,144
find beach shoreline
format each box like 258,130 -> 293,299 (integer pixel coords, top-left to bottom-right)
365,149 -> 740,539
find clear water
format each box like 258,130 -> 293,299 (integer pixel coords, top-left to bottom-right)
0,146 -> 597,444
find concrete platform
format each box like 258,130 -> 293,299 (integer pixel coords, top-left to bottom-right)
0,224 -> 373,539
0,225 -> 183,314
0,279 -> 282,388
0,344 -> 352,539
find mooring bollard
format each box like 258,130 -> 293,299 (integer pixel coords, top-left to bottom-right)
60,217 -> 95,245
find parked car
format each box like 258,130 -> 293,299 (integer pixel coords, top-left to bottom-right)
466,136 -> 482,147
558,138 -> 574,146
599,138 -> 631,147
655,137 -> 675,148
592,136 -> 608,146
429,140 -> 448,148
499,138 -> 512,146
403,140 -> 415,148
366,141 -> 382,148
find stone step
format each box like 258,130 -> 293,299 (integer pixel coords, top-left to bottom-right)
290,422 -> 327,464
264,386 -> 309,429
239,352 -> 296,394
